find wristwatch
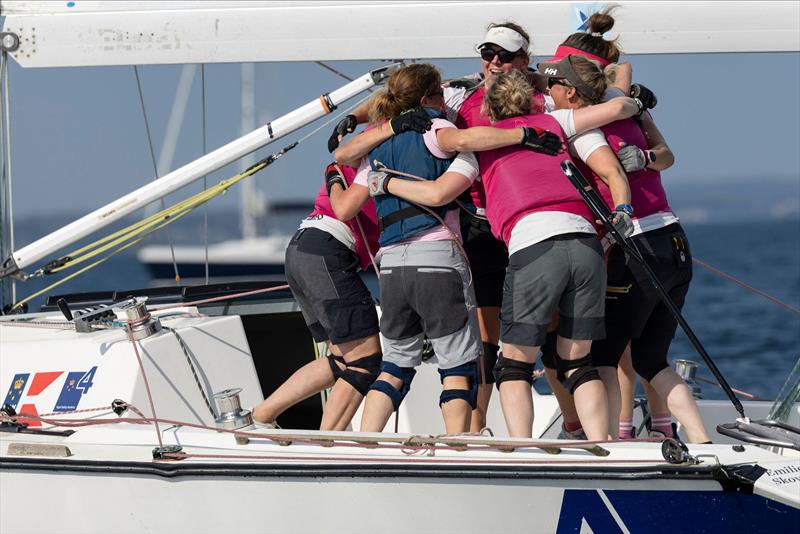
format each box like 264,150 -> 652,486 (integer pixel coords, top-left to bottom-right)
615,203 -> 635,216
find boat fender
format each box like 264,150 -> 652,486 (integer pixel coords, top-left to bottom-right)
369,361 -> 417,410
492,354 -> 536,389
556,353 -> 601,394
326,353 -> 382,396
438,361 -> 479,408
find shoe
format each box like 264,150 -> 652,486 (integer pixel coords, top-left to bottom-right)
648,422 -> 678,439
557,424 -> 587,440
251,420 -> 279,430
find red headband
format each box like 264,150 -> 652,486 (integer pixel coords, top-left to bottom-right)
550,45 -> 611,68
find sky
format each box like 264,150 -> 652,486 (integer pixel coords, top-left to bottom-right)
2,49 -> 799,229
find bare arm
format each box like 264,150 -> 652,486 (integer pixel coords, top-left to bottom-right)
583,146 -> 631,208
385,172 -> 472,207
640,112 -> 675,171
436,126 -> 523,153
334,122 -> 393,167
329,182 -> 370,221
572,97 -> 639,134
605,63 -> 632,94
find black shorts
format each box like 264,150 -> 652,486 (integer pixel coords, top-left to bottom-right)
592,223 -> 692,378
285,228 -> 379,345
460,211 -> 508,307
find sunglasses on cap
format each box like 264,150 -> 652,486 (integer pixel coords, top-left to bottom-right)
479,47 -> 520,63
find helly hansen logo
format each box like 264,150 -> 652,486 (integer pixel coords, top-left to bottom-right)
544,67 -> 558,76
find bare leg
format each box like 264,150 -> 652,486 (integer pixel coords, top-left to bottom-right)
617,344 -> 636,422
642,377 -> 668,415
557,337 -> 609,441
359,372 -> 401,432
649,368 -> 710,443
252,356 -> 335,424
544,368 -> 581,425
442,375 -> 472,434
471,306 -> 501,432
597,366 -> 621,439
319,335 -> 381,431
498,343 -> 538,438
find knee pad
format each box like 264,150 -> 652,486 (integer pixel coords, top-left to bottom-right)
437,361 -> 478,408
632,357 -> 669,383
336,353 -> 382,396
555,353 -> 601,394
368,361 -> 417,411
479,342 -> 499,384
539,331 -> 558,369
492,354 -> 535,389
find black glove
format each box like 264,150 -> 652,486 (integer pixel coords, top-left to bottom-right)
327,114 -> 358,153
630,83 -> 657,112
389,108 -> 432,135
324,164 -> 346,196
520,127 -> 563,156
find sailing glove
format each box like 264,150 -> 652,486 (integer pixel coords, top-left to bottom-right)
325,164 -> 346,196
611,209 -> 635,239
630,83 -> 657,111
367,171 -> 392,197
617,143 -> 650,172
327,114 -> 358,153
520,127 -> 563,156
389,108 -> 433,136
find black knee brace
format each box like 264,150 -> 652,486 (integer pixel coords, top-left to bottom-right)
555,353 -> 601,394
327,353 -> 382,396
479,342 -> 499,384
539,331 -> 558,370
369,361 -> 417,411
438,361 -> 479,408
492,354 -> 535,389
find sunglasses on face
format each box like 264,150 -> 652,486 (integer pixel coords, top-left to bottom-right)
480,47 -> 519,63
547,77 -> 569,89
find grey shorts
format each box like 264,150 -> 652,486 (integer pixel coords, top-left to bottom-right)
285,228 -> 379,345
377,240 -> 481,370
500,233 -> 606,347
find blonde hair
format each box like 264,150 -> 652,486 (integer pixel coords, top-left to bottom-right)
484,70 -> 533,121
368,64 -> 442,125
566,55 -> 607,105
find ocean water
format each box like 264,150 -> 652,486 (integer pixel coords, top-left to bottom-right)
5,214 -> 799,401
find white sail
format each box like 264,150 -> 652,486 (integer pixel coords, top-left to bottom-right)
2,1 -> 798,68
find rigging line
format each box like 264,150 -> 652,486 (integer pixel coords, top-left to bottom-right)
133,65 -> 181,284
314,61 -> 373,93
201,64 -> 209,285
692,257 -> 800,316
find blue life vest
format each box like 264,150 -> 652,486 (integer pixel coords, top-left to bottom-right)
369,107 -> 456,246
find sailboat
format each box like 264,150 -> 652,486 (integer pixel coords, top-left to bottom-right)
1,2 -> 799,533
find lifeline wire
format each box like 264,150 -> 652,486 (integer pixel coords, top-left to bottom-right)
0,51 -> 16,305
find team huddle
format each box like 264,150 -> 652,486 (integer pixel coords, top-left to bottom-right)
252,10 -> 711,444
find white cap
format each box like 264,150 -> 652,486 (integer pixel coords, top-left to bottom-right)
477,27 -> 529,53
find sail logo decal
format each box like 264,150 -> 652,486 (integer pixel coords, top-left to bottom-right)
570,4 -> 608,33
2,367 -> 98,426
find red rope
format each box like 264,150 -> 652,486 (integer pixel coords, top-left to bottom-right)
692,257 -> 800,316
155,284 -> 290,312
694,376 -> 766,400
127,324 -> 164,448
